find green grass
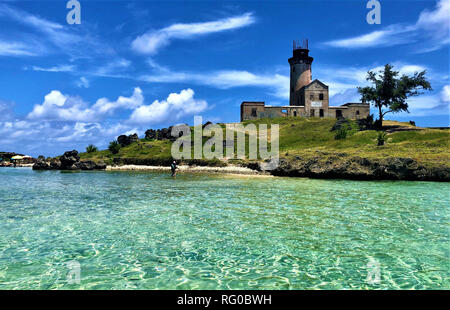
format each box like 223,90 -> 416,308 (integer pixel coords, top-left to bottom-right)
79,117 -> 450,167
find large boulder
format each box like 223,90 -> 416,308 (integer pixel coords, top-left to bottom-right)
59,150 -> 80,170
32,155 -> 50,170
117,133 -> 139,147
50,158 -> 61,169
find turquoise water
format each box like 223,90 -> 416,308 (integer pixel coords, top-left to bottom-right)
0,167 -> 448,289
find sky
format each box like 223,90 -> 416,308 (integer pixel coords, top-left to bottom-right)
0,0 -> 448,157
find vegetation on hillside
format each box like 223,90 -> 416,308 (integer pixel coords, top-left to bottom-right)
79,117 -> 449,168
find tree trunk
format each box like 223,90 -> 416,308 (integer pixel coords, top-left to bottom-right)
377,104 -> 383,129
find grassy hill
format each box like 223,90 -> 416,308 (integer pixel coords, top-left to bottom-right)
79,117 -> 449,169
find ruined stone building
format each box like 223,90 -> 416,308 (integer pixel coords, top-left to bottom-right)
241,40 -> 370,121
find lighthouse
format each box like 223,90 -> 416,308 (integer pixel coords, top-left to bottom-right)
289,39 -> 313,106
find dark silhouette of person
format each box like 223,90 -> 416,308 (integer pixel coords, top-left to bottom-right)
171,160 -> 177,177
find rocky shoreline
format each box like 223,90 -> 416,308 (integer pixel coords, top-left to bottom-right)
269,156 -> 450,182
33,150 -> 106,171
31,150 -> 449,181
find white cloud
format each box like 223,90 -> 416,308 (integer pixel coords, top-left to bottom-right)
93,87 -> 143,115
0,41 -> 39,56
0,101 -> 14,121
132,13 -> 255,54
76,76 -> 90,88
129,88 -> 207,124
324,25 -> 415,49
323,0 -> 449,52
140,69 -> 290,99
27,87 -> 144,122
441,85 -> 450,102
0,3 -> 110,58
94,58 -> 131,76
31,65 -> 75,72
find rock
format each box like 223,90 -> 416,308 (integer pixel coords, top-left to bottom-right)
270,156 -> 450,181
32,155 -> 50,170
59,150 -> 80,170
94,161 -> 107,170
50,158 -> 61,169
76,160 -> 96,170
118,133 -> 139,147
145,129 -> 157,140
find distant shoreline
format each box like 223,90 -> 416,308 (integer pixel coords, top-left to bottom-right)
106,164 -> 271,176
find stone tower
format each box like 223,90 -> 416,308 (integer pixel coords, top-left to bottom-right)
289,40 -> 313,106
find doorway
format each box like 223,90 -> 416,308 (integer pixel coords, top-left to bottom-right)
336,110 -> 343,119
319,109 -> 324,117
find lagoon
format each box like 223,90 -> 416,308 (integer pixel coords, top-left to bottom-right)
0,167 -> 448,289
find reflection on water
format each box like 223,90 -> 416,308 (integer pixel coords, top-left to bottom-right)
0,167 -> 448,289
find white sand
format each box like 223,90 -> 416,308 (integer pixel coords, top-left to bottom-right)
106,164 -> 270,176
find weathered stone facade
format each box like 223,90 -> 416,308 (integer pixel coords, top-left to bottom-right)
240,44 -> 370,121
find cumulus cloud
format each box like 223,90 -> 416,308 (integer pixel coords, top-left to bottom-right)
93,87 -> 143,115
129,88 -> 208,124
27,87 -> 144,122
323,0 -> 449,52
132,12 -> 255,54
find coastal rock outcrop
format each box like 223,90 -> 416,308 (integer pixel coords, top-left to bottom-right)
32,155 -> 50,170
59,150 -> 80,170
145,124 -> 193,141
32,150 -> 106,171
118,134 -> 139,147
269,156 -> 450,181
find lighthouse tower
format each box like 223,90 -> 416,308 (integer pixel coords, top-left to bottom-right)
289,39 -> 313,106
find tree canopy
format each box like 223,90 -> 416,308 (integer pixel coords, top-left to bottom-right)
357,64 -> 432,128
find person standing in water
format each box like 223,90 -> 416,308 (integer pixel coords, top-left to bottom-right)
171,160 -> 177,177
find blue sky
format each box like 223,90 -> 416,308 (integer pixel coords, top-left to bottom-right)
0,0 -> 448,156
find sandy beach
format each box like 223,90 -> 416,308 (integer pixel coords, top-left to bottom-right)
106,164 -> 270,176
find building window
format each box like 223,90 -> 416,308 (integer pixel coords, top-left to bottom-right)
356,110 -> 360,115
293,67 -> 295,72
310,94 -> 314,100
319,109 -> 324,117
319,93 -> 324,100
251,108 -> 257,117
281,109 -> 287,114
336,110 -> 343,119
310,109 -> 315,117
291,87 -> 294,93
293,111 -> 297,117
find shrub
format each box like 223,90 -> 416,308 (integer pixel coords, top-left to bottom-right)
86,144 -> 98,153
108,140 -> 121,154
334,128 -> 348,140
377,132 -> 387,146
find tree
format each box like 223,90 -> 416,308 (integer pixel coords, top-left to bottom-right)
86,144 -> 98,153
358,64 -> 431,129
108,140 -> 121,154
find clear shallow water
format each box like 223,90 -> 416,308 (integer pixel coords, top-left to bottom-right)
0,167 -> 448,290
